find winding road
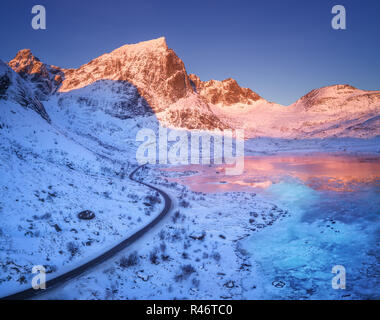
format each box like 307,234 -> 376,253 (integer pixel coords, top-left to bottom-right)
2,165 -> 172,300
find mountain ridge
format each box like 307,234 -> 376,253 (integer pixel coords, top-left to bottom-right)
5,37 -> 380,137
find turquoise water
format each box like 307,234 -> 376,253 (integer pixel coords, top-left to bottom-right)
243,178 -> 379,299
166,154 -> 380,299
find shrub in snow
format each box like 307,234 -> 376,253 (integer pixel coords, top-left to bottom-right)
179,200 -> 190,208
161,254 -> 170,261
149,247 -> 159,265
192,278 -> 200,288
171,210 -> 183,223
171,229 -> 183,242
103,191 -> 111,199
183,240 -> 191,250
66,241 -> 79,257
119,251 -> 139,268
144,193 -> 161,207
182,252 -> 189,259
211,252 -> 221,262
158,230 -> 166,240
174,264 -> 196,282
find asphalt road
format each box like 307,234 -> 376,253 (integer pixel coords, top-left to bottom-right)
1,164 -> 172,300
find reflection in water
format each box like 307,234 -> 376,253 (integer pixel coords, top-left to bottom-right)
161,153 -> 380,299
162,154 -> 380,193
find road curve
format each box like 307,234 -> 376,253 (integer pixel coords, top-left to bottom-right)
1,165 -> 172,300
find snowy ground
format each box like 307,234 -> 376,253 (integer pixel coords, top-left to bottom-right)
0,102 -> 163,297
1,96 -> 379,299
39,150 -> 379,300
39,165 -> 288,299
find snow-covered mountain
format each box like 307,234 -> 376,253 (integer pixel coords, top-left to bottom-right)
211,84 -> 380,138
0,59 -> 50,122
291,84 -> 380,137
8,49 -> 64,101
57,37 -> 227,130
4,37 -> 380,137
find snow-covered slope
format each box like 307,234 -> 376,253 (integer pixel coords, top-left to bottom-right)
0,92 -> 163,297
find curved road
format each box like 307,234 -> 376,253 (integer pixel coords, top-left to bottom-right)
2,165 -> 172,300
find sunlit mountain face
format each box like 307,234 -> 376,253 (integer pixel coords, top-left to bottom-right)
162,154 -> 380,193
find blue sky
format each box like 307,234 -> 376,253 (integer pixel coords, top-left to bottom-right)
1,0 -> 379,105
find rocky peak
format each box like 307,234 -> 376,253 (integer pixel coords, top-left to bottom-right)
9,49 -> 46,76
59,37 -> 194,112
189,74 -> 261,106
9,49 -> 64,99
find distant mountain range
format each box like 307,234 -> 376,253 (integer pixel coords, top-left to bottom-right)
1,37 -> 379,138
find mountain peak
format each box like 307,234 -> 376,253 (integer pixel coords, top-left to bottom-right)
189,74 -> 261,106
123,36 -> 167,49
59,37 -> 194,112
13,48 -> 37,60
9,49 -> 45,75
8,49 -> 64,99
109,37 -> 168,58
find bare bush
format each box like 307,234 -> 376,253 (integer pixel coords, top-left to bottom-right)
179,200 -> 190,208
158,229 -> 166,240
67,241 -> 79,257
144,193 -> 161,206
211,252 -> 221,262
119,251 -> 139,268
149,247 -> 159,265
174,264 -> 196,282
172,210 -> 184,223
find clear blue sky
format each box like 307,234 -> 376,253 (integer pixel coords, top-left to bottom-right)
1,0 -> 379,105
